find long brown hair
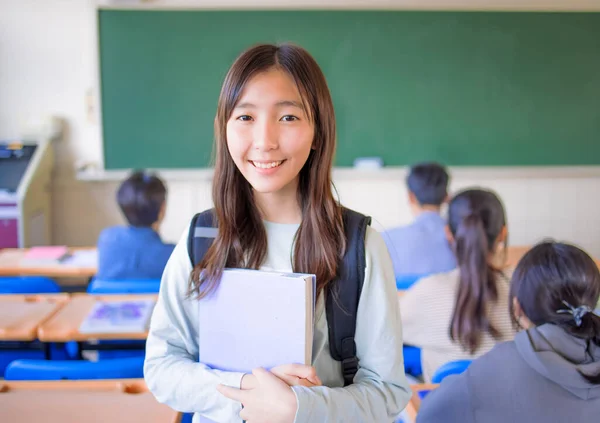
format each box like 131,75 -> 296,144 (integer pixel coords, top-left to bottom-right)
448,189 -> 507,353
190,43 -> 345,298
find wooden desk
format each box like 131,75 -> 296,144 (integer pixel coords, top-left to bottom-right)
404,383 -> 439,423
37,294 -> 157,342
506,246 -> 532,268
0,248 -> 97,278
0,294 -> 69,341
0,379 -> 180,423
507,245 -> 600,269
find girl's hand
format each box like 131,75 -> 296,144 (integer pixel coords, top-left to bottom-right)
218,367 -> 297,423
240,364 -> 321,389
270,364 -> 322,387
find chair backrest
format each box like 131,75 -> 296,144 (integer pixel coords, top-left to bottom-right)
87,278 -> 161,294
431,360 -> 472,384
4,356 -> 145,380
398,275 -> 430,378
0,276 -> 61,294
403,345 -> 422,377
396,274 -> 427,291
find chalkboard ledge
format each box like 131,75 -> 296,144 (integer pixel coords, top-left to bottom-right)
76,166 -> 600,182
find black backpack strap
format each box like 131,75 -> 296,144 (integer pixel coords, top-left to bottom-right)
326,207 -> 371,386
187,209 -> 218,266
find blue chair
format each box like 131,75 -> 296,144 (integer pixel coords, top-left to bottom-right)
87,278 -> 161,294
0,342 -> 79,376
431,360 -> 472,384
395,274 -> 426,291
0,349 -> 45,377
418,390 -> 431,400
403,345 -> 422,377
4,356 -> 145,380
0,276 -> 60,293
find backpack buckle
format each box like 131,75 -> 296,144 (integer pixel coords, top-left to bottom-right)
341,356 -> 359,383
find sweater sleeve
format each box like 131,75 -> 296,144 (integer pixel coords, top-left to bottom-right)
144,229 -> 245,423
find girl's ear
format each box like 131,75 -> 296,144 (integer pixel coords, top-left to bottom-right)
513,297 -> 534,330
492,225 -> 508,264
445,225 -> 454,245
512,297 -> 522,318
496,225 -> 508,245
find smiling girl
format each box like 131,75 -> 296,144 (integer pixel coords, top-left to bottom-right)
144,43 -> 410,423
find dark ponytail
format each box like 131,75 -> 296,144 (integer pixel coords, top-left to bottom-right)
448,189 -> 507,354
510,241 -> 600,384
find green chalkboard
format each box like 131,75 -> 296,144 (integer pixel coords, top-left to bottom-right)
99,11 -> 600,169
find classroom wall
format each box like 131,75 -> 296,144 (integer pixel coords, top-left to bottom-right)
2,0 -> 600,257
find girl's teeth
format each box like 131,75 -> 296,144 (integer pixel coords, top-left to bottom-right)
253,161 -> 281,169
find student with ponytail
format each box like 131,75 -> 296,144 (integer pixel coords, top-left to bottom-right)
417,241 -> 600,422
399,189 -> 516,382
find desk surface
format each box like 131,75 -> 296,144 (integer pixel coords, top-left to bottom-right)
0,294 -> 69,341
507,245 -> 600,268
405,383 -> 439,423
37,294 -> 158,342
506,246 -> 534,268
0,248 -> 97,278
1,245 -> 597,278
0,379 -> 179,423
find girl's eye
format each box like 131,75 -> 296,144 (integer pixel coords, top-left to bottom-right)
280,115 -> 299,122
236,115 -> 253,122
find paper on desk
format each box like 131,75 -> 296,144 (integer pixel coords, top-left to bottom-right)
61,250 -> 98,267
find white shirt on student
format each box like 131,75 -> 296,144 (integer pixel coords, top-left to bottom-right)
144,218 -> 411,423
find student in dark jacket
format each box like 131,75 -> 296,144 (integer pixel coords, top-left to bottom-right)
96,171 -> 175,280
417,241 -> 600,423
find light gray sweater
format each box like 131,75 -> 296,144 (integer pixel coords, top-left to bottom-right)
417,324 -> 600,423
144,221 -> 411,423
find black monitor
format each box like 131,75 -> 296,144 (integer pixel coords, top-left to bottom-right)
0,144 -> 37,193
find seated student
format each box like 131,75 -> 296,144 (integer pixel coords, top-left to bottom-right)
96,171 -> 175,280
400,189 -> 516,382
417,241 -> 600,423
383,162 -> 456,280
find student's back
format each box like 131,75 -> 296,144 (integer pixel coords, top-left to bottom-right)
401,268 -> 514,381
383,163 -> 455,279
97,225 -> 174,280
417,326 -> 600,423
418,242 -> 600,422
96,171 -> 174,280
384,212 -> 456,278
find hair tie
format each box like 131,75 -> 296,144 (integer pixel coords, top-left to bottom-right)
142,172 -> 153,183
556,300 -> 592,327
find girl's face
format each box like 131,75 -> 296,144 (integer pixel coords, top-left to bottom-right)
226,68 -> 315,199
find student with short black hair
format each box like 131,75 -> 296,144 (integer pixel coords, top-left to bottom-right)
400,188 -> 516,381
417,241 -> 600,423
383,162 -> 456,280
96,171 -> 175,280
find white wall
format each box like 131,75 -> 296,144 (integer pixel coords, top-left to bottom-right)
2,0 -> 600,257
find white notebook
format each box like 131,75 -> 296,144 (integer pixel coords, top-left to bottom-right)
79,300 -> 155,334
198,269 -> 316,373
